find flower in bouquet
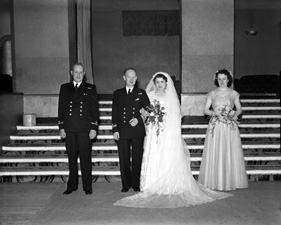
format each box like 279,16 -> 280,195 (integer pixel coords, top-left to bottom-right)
209,104 -> 239,135
145,100 -> 165,136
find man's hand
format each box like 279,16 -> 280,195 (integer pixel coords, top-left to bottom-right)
113,132 -> 120,141
59,129 -> 66,139
129,118 -> 138,127
89,129 -> 97,139
140,108 -> 149,122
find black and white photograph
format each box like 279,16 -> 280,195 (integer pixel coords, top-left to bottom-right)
0,0 -> 280,224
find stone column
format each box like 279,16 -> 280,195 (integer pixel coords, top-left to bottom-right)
181,0 -> 234,115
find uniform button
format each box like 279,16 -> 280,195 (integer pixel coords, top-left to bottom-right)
80,110 -> 82,112
70,101 -> 72,103
132,112 -> 135,114
123,121 -> 126,123
133,108 -> 135,110
80,114 -> 82,116
69,113 -> 72,116
80,102 -> 83,104
124,108 -> 126,110
70,105 -> 72,107
80,106 -> 83,108
70,109 -> 72,111
123,116 -> 126,119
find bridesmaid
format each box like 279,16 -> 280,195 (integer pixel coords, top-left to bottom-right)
198,69 -> 248,191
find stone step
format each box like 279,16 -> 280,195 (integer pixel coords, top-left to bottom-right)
16,123 -> 280,131
98,107 -> 281,112
9,133 -> 280,141
35,116 -> 280,125
99,99 -> 281,104
16,125 -> 113,131
242,111 -> 280,115
98,115 -> 281,120
14,128 -> 281,136
182,128 -> 280,134
242,107 -> 281,110
2,143 -> 280,152
240,99 -> 280,103
234,118 -> 281,124
182,124 -> 280,128
1,154 -> 281,164
241,115 -> 281,118
240,103 -> 281,107
0,167 -> 120,176
2,143 -> 118,151
98,101 -> 281,109
0,166 -> 280,176
98,109 -> 281,115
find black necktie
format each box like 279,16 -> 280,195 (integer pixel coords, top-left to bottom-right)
75,83 -> 78,91
128,89 -> 131,95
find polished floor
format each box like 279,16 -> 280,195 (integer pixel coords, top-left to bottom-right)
0,181 -> 280,225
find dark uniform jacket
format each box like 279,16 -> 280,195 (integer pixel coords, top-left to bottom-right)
112,87 -> 150,139
58,82 -> 99,132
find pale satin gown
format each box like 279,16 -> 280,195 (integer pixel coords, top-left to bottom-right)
199,90 -> 248,191
114,92 -> 232,208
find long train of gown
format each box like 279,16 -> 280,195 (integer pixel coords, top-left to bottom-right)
114,98 -> 232,208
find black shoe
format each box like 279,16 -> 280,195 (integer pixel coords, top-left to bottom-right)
121,188 -> 129,192
85,190 -> 93,195
63,190 -> 73,195
133,187 -> 140,192
63,188 -> 77,195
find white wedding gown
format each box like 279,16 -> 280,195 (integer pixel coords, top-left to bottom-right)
114,91 -> 232,208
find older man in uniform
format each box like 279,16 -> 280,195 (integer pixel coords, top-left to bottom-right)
58,63 -> 99,195
112,68 -> 150,192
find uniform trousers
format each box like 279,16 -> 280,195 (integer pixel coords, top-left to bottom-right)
117,137 -> 144,189
65,132 -> 92,191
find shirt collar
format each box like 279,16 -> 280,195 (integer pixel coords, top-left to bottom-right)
126,86 -> 134,92
73,81 -> 82,88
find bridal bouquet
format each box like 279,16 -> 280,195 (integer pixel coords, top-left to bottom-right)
209,104 -> 239,135
145,100 -> 165,136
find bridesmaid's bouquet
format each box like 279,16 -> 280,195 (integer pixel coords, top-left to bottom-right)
145,100 -> 165,136
209,104 -> 239,135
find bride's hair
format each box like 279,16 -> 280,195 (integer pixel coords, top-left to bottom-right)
153,73 -> 168,83
146,72 -> 182,120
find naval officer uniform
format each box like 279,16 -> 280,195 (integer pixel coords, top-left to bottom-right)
58,81 -> 99,192
112,86 -> 150,190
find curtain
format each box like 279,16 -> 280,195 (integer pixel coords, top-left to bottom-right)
76,0 -> 94,84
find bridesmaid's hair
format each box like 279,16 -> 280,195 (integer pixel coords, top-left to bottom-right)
214,69 -> 233,87
153,73 -> 168,83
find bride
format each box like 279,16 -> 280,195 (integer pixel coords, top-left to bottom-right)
114,72 -> 232,208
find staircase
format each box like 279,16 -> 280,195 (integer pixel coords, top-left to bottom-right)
1,96 -> 280,183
